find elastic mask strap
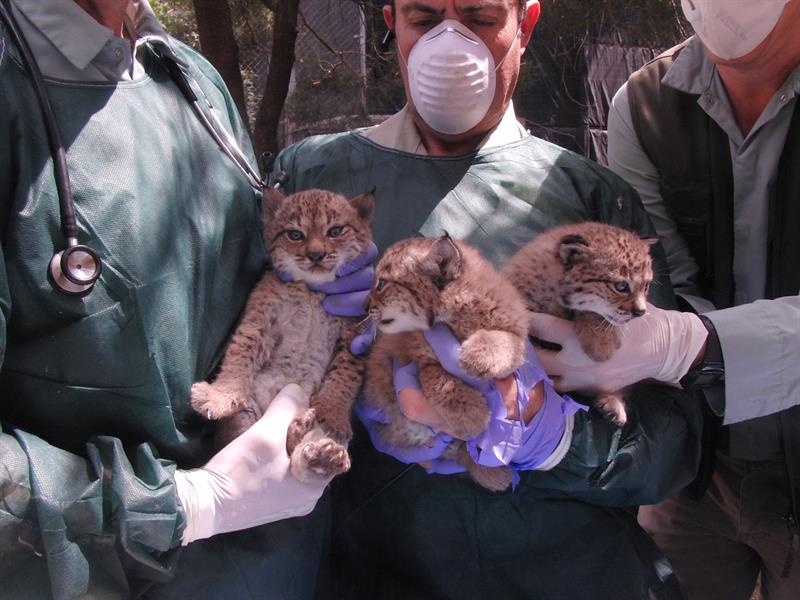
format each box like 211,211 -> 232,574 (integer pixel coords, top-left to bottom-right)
494,24 -> 522,72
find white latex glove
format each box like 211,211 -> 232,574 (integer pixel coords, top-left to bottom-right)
529,304 -> 708,393
175,383 -> 330,545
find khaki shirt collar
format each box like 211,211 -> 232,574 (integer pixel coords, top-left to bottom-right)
362,101 -> 528,154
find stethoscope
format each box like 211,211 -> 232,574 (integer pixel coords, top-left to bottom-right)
0,0 -> 272,296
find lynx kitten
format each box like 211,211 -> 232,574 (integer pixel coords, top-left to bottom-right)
363,236 -> 530,492
190,188 -> 374,482
503,221 -> 656,425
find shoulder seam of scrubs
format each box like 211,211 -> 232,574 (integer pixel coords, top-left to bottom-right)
534,413 -> 574,471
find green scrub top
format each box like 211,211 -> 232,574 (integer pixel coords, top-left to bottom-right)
274,131 -> 702,599
0,34 -> 328,600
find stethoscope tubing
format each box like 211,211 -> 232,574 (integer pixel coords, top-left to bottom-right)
0,3 -> 268,295
0,0 -> 78,244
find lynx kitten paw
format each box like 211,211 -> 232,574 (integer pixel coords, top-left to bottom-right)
459,330 -> 524,379
290,427 -> 351,482
190,381 -> 247,420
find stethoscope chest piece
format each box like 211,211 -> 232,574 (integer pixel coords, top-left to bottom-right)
49,243 -> 102,296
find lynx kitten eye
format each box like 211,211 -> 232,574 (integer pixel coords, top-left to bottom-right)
376,278 -> 388,291
286,230 -> 305,241
613,281 -> 631,293
326,225 -> 344,238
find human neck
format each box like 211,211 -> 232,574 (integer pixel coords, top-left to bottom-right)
717,38 -> 800,136
74,0 -> 129,39
414,113 -> 498,157
419,129 -> 487,157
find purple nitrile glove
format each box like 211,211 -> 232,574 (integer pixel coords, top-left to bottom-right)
423,323 -> 586,484
464,340 -> 586,481
311,242 -> 377,317
354,395 -> 454,464
349,317 -> 377,356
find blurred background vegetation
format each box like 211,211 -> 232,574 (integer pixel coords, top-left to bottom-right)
150,0 -> 690,165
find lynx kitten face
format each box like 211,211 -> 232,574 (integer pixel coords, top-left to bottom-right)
505,222 -> 655,327
367,237 -> 462,334
556,228 -> 654,325
264,188 -> 374,286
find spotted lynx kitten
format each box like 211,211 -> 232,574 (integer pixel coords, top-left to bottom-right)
190,188 -> 374,482
363,236 -> 530,492
503,221 -> 656,425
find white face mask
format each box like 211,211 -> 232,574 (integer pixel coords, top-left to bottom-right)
681,0 -> 790,60
403,19 -> 518,135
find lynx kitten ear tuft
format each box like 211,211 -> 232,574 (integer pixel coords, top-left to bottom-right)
557,234 -> 590,269
423,235 -> 463,289
349,191 -> 375,223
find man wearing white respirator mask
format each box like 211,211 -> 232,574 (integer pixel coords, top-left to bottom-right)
596,0 -> 800,598
271,1 -> 708,598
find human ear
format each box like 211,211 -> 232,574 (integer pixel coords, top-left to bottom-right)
520,1 -> 541,49
383,4 -> 394,30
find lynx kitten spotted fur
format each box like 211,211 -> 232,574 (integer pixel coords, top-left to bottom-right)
363,236 -> 530,492
503,221 -> 656,425
190,188 -> 374,482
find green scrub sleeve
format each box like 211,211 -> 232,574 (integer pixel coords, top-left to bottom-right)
0,428 -> 186,599
0,260 -> 185,600
523,380 -> 702,506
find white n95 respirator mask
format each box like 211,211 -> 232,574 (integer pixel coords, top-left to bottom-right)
404,19 -> 516,135
681,0 -> 790,60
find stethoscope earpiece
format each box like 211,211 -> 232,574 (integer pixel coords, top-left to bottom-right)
49,243 -> 102,296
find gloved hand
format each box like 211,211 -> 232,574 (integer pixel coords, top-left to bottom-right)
529,303 -> 708,393
174,384 -> 329,545
307,242 -> 377,317
357,324 -> 585,477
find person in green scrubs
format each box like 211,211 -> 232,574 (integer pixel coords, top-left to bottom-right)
0,1 -> 330,598
273,1 -> 705,598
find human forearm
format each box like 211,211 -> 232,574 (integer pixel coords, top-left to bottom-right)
523,381 -> 703,506
1,423 -> 185,598
706,295 -> 800,424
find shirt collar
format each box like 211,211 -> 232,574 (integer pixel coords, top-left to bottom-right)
11,0 -> 172,71
661,36 -> 717,96
361,101 -> 528,155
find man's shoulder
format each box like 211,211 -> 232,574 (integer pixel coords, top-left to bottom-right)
629,40 -> 690,88
515,135 -> 636,192
276,130 -> 368,170
169,38 -> 222,85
